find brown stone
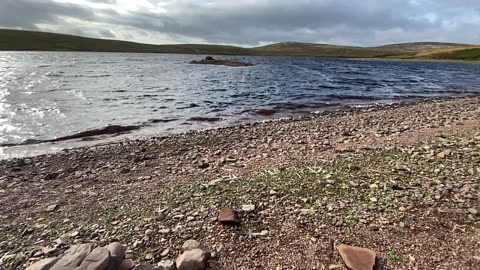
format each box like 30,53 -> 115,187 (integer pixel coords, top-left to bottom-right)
73,247 -> 111,270
51,243 -> 94,270
118,259 -> 135,270
218,207 -> 240,225
26,258 -> 60,270
337,244 -> 376,270
176,249 -> 210,270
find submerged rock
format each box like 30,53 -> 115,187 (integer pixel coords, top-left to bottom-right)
190,58 -> 254,67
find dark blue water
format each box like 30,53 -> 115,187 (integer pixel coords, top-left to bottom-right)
1,52 -> 480,158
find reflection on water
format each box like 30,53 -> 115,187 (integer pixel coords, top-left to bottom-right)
1,51 -> 480,159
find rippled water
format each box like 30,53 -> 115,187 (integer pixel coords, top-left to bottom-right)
1,52 -> 480,159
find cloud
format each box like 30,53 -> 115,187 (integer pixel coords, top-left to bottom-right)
0,0 -> 479,46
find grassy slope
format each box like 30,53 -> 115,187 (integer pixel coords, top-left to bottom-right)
0,29 -> 478,60
415,46 -> 480,61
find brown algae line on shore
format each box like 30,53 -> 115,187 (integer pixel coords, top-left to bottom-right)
0,97 -> 479,269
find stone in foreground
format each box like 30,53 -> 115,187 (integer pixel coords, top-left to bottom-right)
337,244 -> 376,270
118,259 -> 135,270
73,247 -> 111,270
106,242 -> 125,270
26,258 -> 60,270
176,248 -> 210,270
50,243 -> 94,270
157,260 -> 175,270
218,207 -> 240,225
182,239 -> 202,251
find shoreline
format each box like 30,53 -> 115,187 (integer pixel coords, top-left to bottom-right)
1,97 -> 479,269
2,96 -> 477,162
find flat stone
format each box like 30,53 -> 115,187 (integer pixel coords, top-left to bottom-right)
159,228 -> 171,234
337,244 -> 376,270
51,243 -> 94,270
300,209 -> 316,215
106,242 -> 125,270
176,249 -> 210,270
47,205 -> 58,212
26,258 -> 60,270
73,247 -> 111,270
241,204 -> 255,212
118,259 -> 135,270
157,260 -> 175,270
468,208 -> 478,215
182,240 -> 202,251
218,207 -> 240,225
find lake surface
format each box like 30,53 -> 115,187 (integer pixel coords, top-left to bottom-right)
1,52 -> 480,159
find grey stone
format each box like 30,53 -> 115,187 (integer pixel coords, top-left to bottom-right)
176,249 -> 210,270
157,260 -> 175,270
133,263 -> 154,270
106,242 -> 125,270
51,243 -> 94,270
73,247 -> 111,270
182,240 -> 202,251
118,259 -> 135,270
26,258 -> 60,270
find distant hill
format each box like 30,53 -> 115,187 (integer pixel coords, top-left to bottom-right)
415,46 -> 480,61
374,42 -> 471,52
0,29 -> 478,60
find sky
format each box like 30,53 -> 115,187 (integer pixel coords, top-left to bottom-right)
0,0 -> 479,47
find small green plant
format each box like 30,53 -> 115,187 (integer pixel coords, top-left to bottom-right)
388,253 -> 401,262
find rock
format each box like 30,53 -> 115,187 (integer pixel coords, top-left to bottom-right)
26,258 -> 60,270
218,207 -> 240,225
241,204 -> 255,212
369,197 -> 378,203
106,242 -> 125,270
134,263 -> 154,270
159,228 -> 171,234
300,209 -> 316,215
118,259 -> 135,270
47,205 -> 58,212
45,172 -> 60,180
205,56 -> 215,61
160,248 -> 170,257
73,247 -> 111,270
51,243 -> 94,270
145,253 -> 153,260
42,246 -> 58,255
176,249 -> 210,270
437,151 -> 446,159
467,208 -> 478,215
369,184 -> 378,189
157,260 -> 175,270
182,240 -> 202,251
337,244 -> 376,270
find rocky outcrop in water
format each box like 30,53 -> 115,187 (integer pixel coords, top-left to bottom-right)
190,56 -> 254,67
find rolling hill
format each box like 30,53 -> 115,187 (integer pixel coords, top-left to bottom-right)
0,29 -> 477,60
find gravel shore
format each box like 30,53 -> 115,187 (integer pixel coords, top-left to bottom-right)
1,97 -> 479,269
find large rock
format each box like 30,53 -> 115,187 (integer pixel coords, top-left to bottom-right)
26,258 -> 60,270
106,242 -> 125,270
176,249 -> 210,270
218,207 -> 240,225
337,244 -> 376,270
51,243 -> 94,270
182,240 -> 202,251
73,247 -> 111,270
118,259 -> 135,270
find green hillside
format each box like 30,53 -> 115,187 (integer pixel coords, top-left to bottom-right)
0,29 -> 477,60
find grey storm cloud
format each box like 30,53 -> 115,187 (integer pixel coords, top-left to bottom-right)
0,0 -> 479,46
